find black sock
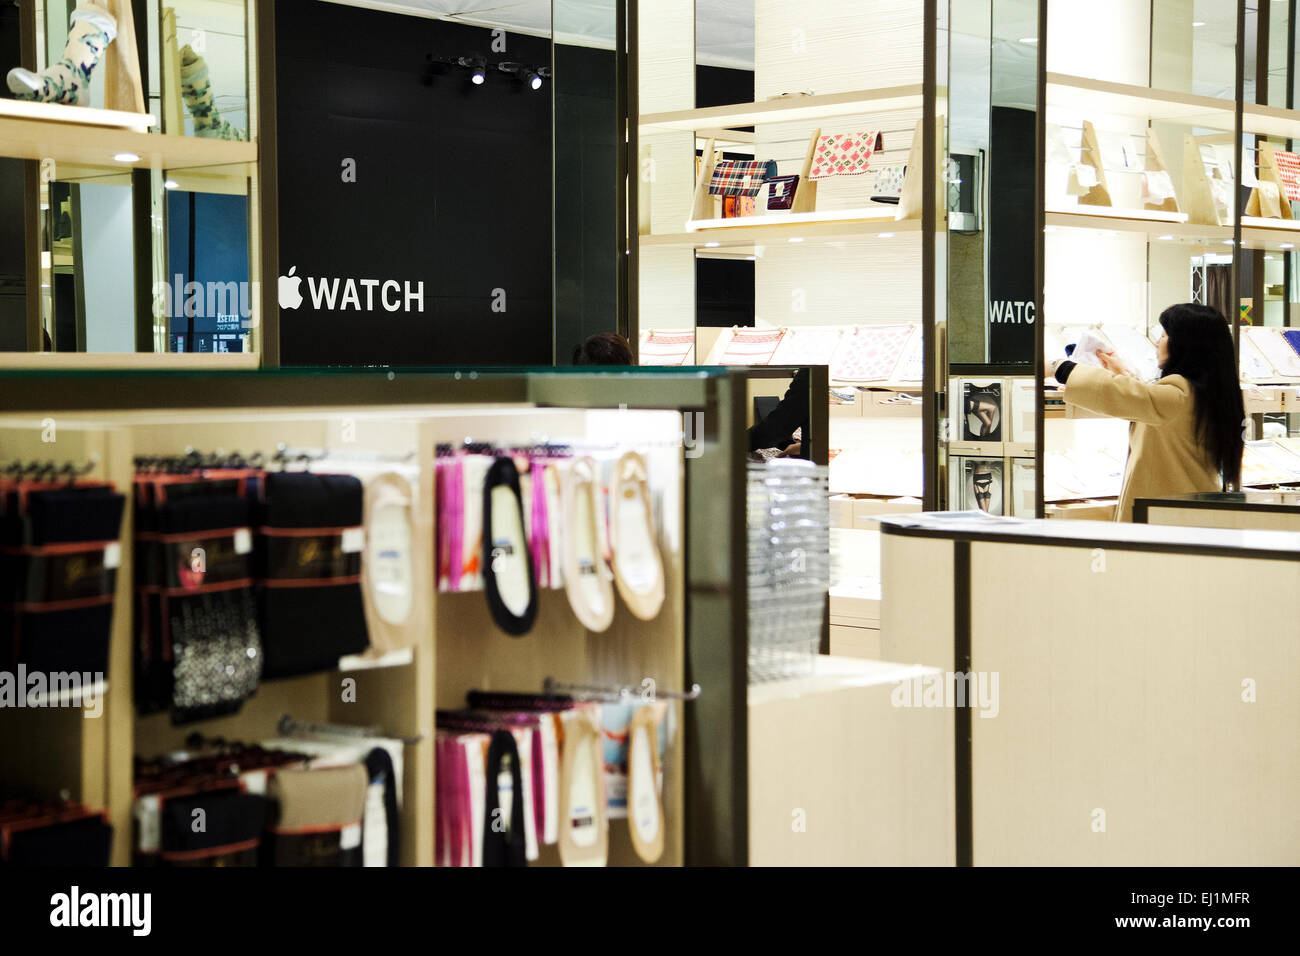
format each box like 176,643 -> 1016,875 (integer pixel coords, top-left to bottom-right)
258,473 -> 369,679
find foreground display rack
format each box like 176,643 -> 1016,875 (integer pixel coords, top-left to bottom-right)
0,367 -> 772,865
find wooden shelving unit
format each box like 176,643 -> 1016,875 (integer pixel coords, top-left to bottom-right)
1045,209 -> 1232,244
1045,72 -> 1235,128
640,84 -> 926,133
643,213 -> 922,249
0,106 -> 256,176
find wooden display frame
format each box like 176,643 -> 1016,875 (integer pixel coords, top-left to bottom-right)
1245,140 -> 1295,220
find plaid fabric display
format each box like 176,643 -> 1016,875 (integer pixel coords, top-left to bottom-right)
715,327 -> 787,365
1273,149 -> 1300,201
830,325 -> 915,382
709,159 -> 769,197
765,175 -> 800,210
809,131 -> 883,180
639,330 -> 695,366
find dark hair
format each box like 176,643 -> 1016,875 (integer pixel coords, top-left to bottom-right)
1157,303 -> 1244,487
572,332 -> 633,366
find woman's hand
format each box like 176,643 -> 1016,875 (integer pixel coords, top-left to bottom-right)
1097,349 -> 1136,378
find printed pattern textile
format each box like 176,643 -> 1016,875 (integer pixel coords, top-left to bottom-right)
639,330 -> 695,366
1275,150 -> 1300,201
830,324 -> 915,382
715,327 -> 786,365
809,131 -> 882,180
872,164 -> 906,202
770,327 -> 845,366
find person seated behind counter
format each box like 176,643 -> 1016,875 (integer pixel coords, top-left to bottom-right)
1047,303 -> 1244,522
572,332 -> 633,366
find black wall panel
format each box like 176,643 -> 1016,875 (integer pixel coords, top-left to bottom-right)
275,0 -> 553,365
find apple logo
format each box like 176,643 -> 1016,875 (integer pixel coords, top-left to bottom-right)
278,266 -> 303,310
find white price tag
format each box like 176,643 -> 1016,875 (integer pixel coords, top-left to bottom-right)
233,528 -> 253,555
103,542 -> 121,570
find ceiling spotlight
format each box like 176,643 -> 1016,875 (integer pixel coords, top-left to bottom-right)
498,62 -> 548,91
164,179 -> 179,190
114,152 -> 140,163
470,60 -> 486,85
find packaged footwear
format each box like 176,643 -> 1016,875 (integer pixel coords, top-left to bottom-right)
557,708 -> 608,867
361,471 -> 416,652
609,451 -> 665,621
561,457 -> 614,632
627,704 -> 665,863
482,456 -> 537,635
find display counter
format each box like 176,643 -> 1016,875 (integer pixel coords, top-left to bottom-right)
878,512 -> 1300,866
1135,491 -> 1300,532
748,656 -> 953,866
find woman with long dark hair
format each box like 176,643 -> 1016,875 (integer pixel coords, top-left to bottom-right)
1048,303 -> 1244,522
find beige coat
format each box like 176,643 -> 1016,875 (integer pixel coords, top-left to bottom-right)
1063,365 -> 1222,521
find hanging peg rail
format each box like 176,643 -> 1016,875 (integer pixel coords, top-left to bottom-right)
542,676 -> 702,702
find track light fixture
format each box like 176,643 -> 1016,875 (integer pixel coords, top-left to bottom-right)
496,61 -> 550,91
425,53 -> 549,91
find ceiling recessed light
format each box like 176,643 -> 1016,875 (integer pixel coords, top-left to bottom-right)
1223,239 -> 1235,245
705,241 -> 720,247
788,237 -> 804,243
1157,234 -> 1174,240
1018,37 -> 1038,45
164,179 -> 179,189
114,152 -> 140,163
878,232 -> 895,238
1193,21 -> 1206,27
